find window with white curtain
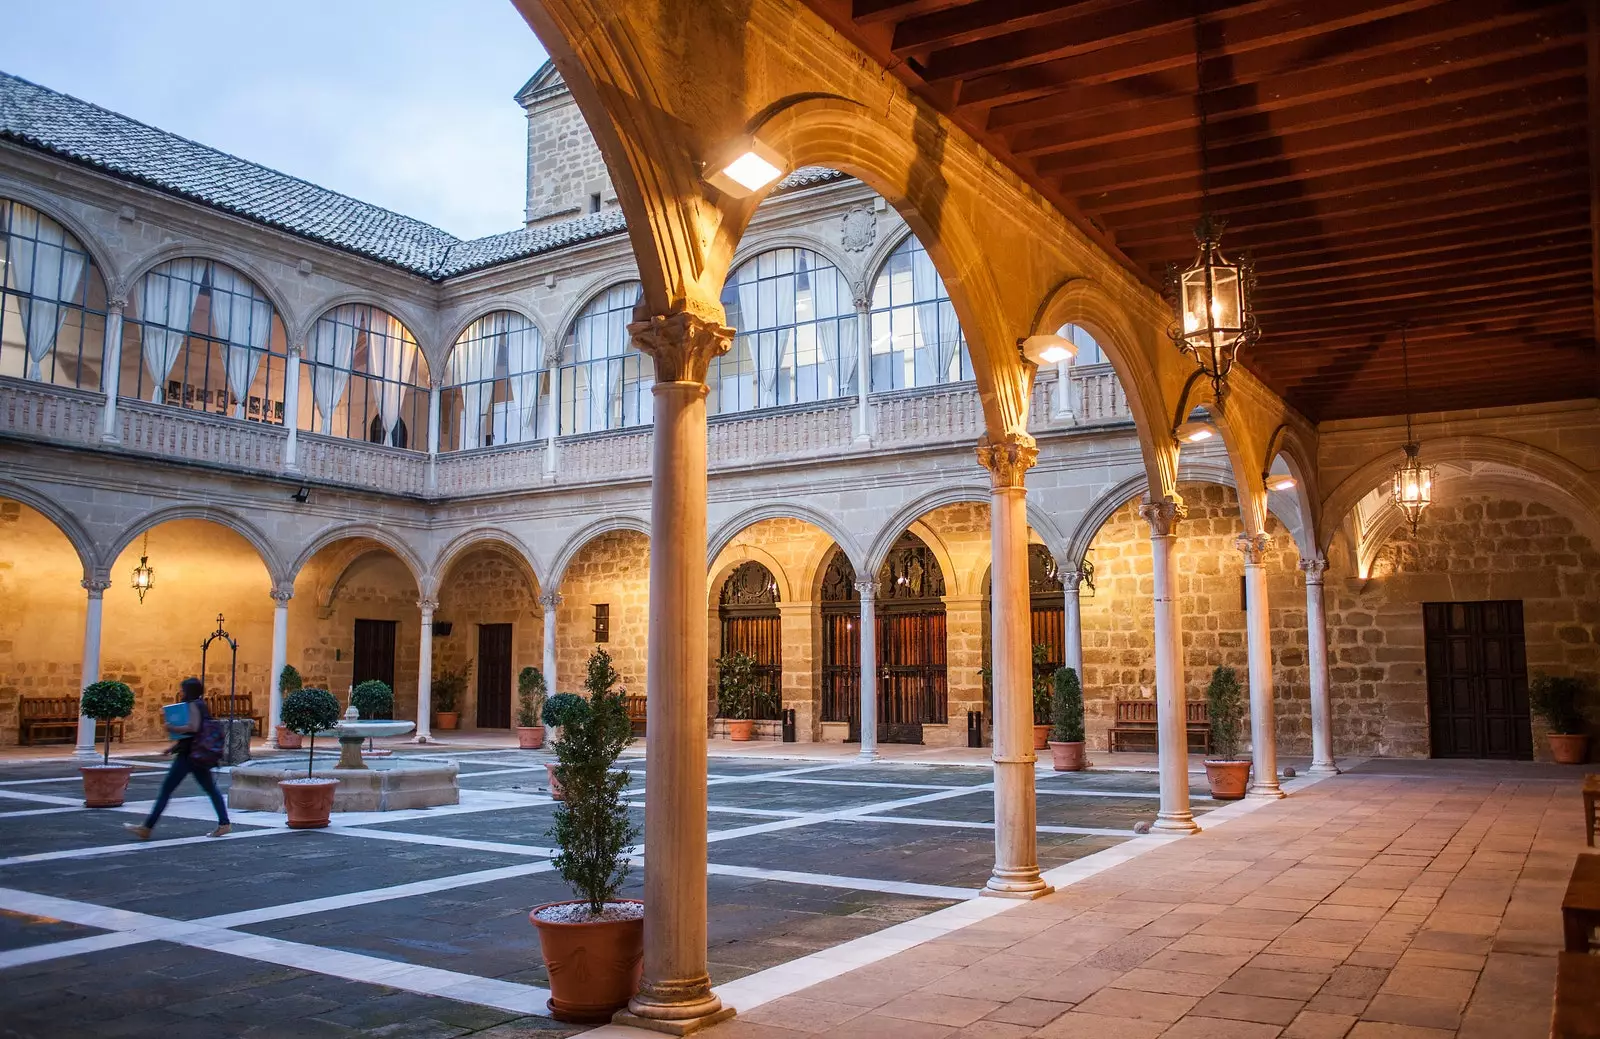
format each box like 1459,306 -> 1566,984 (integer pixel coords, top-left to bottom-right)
0,198 -> 108,392
713,247 -> 856,415
559,281 -> 650,435
868,235 -> 972,391
122,258 -> 287,422
442,310 -> 547,452
300,303 -> 429,449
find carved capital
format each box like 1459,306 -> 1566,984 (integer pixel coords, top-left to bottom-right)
852,291 -> 872,313
627,307 -> 733,385
82,577 -> 113,598
270,586 -> 294,604
1058,567 -> 1084,592
854,579 -> 879,602
975,431 -> 1038,489
418,598 -> 439,614
1139,496 -> 1187,537
538,590 -> 563,610
106,295 -> 128,312
1235,531 -> 1272,565
1298,557 -> 1328,586
288,339 -> 307,359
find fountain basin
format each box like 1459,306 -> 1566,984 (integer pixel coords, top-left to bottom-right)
228,756 -> 458,813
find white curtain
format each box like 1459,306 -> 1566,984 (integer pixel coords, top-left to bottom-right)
310,306 -> 360,435
910,245 -> 950,385
735,270 -> 761,411
506,317 -> 543,442
374,311 -> 418,445
207,264 -> 273,419
139,259 -> 205,401
767,270 -> 795,407
3,206 -> 87,382
450,316 -> 497,450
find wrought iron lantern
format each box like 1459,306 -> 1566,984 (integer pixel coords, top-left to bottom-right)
131,532 -> 154,603
1168,215 -> 1258,394
1389,324 -> 1434,536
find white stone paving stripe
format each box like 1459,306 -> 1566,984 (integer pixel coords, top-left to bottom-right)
856,814 -> 1142,839
0,930 -> 150,970
0,788 -> 83,807
704,863 -> 973,901
327,827 -> 557,860
0,806 -> 83,819
0,826 -> 283,867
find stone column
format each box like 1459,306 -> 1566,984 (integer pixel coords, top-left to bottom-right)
266,586 -> 291,749
852,292 -> 872,444
1300,557 -> 1340,774
74,577 -> 113,760
1237,532 -> 1284,798
979,432 -> 1051,898
856,579 -> 879,760
1059,565 -> 1084,677
425,383 -> 441,492
1053,360 -> 1074,421
1142,498 -> 1197,833
544,362 -> 561,477
619,308 -> 735,1033
99,296 -> 125,441
283,343 -> 303,470
414,598 -> 437,743
539,590 -> 562,695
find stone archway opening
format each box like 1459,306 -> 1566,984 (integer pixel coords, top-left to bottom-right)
0,498 -> 92,748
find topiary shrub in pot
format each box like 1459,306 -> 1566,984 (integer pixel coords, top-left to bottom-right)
541,692 -> 591,799
350,679 -> 394,757
517,666 -> 548,750
716,652 -> 758,741
530,647 -> 642,1023
432,661 -> 471,730
1031,645 -> 1054,751
1047,666 -> 1087,772
275,665 -> 304,749
79,680 -> 136,807
1204,665 -> 1250,800
278,687 -> 342,828
1530,672 -> 1594,764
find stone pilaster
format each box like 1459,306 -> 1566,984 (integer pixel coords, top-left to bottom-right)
1141,497 -> 1197,832
1236,532 -> 1283,798
852,291 -> 872,444
1299,557 -> 1340,774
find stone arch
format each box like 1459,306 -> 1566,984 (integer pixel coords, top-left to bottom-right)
548,515 -> 651,590
863,486 -> 1065,586
1262,426 -> 1321,559
121,243 -> 300,336
288,522 -> 429,595
0,184 -> 120,298
549,274 -> 643,363
431,528 -> 542,602
0,479 -> 98,582
105,505 -> 287,586
708,501 -> 864,574
707,543 -> 792,608
439,302 -> 553,367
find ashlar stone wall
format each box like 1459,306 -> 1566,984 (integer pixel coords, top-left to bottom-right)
0,502 -> 89,742
555,531 -> 649,696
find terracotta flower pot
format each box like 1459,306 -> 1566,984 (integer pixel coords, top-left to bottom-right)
727,718 -> 755,741
517,726 -> 546,750
546,762 -> 565,800
434,711 -> 460,731
530,900 -> 644,1023
1033,724 -> 1052,751
1204,760 -> 1252,801
1048,741 -> 1086,772
275,726 -> 302,750
1547,733 -> 1590,764
81,764 -> 133,808
279,778 -> 339,828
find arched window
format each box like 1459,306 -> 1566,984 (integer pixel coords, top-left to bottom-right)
0,199 -> 108,391
122,258 -> 287,422
1057,323 -> 1106,366
868,236 -> 971,392
443,311 -> 546,452
559,281 -> 649,435
301,303 -> 428,449
714,248 -> 856,414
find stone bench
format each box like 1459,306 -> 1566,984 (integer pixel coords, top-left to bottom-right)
203,693 -> 264,736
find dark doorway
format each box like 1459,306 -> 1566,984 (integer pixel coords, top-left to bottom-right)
477,623 -> 513,728
352,619 -> 397,694
718,561 -> 783,720
1423,600 -> 1531,760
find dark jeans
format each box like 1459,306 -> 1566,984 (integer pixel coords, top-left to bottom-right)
143,752 -> 229,829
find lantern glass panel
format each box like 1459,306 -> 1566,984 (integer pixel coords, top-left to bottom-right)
1209,263 -> 1241,330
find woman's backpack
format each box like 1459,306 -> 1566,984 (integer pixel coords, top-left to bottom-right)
190,717 -> 227,767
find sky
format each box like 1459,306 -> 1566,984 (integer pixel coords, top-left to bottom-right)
0,0 -> 549,240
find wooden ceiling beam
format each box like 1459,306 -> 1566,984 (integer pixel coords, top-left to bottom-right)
1257,264 -> 1591,316
891,0 -> 1131,56
852,0 -> 966,25
1256,287 -> 1594,337
1262,239 -> 1593,289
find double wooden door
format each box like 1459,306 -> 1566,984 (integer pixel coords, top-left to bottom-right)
1423,600 -> 1531,759
352,619 -> 396,698
877,609 -> 947,744
476,623 -> 513,729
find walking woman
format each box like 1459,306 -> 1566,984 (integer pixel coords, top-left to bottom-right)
125,677 -> 231,839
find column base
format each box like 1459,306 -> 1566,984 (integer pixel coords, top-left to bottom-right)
99,431 -> 121,444
613,1007 -> 735,1035
1247,784 -> 1287,799
1153,812 -> 1200,834
620,987 -> 733,1036
856,747 -> 879,762
412,734 -> 433,744
1307,761 -> 1341,775
981,869 -> 1054,900
265,737 -> 279,750
72,746 -> 102,762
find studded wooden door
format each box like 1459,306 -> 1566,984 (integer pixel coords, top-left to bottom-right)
476,623 -> 513,729
1424,601 -> 1531,760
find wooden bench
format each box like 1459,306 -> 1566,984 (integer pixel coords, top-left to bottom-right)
1584,774 -> 1598,848
1552,951 -> 1600,1038
203,693 -> 264,736
1562,853 -> 1600,954
626,694 -> 647,737
19,696 -> 123,746
1108,699 -> 1210,754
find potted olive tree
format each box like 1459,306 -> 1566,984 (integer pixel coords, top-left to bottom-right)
517,666 -> 548,749
716,652 -> 758,741
278,687 -> 342,828
275,665 -> 303,749
1047,666 -> 1086,771
79,680 -> 136,807
432,660 -> 471,730
1203,665 -> 1250,799
542,692 -> 591,799
1031,645 -> 1054,750
530,647 -> 641,1023
1530,672 -> 1593,764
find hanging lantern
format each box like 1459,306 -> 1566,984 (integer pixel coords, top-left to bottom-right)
1391,442 -> 1434,536
1167,214 -> 1258,393
131,532 -> 154,603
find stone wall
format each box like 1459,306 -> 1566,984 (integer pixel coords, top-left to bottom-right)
0,502 -> 88,744
556,531 -> 649,696
522,87 -> 617,226
433,548 -> 542,727
291,552 -> 421,724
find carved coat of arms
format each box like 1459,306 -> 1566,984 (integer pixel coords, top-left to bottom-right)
841,206 -> 876,253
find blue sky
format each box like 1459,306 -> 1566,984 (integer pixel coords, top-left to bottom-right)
0,1 -> 549,240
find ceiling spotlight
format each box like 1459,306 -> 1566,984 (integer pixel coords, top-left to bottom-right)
704,135 -> 787,197
1174,419 -> 1216,444
1018,333 -> 1076,367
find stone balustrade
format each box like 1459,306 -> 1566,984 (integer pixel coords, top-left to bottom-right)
0,381 -> 103,447
119,399 -> 285,473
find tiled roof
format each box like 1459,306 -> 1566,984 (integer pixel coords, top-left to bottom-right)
0,70 -> 847,281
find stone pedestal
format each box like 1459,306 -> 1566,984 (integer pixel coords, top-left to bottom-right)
221,718 -> 253,766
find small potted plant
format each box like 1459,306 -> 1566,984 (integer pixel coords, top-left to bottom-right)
433,660 -> 471,730
716,652 -> 758,741
530,647 -> 642,1023
1031,645 -> 1054,751
542,692 -> 591,799
275,665 -> 303,749
1047,666 -> 1086,771
1530,672 -> 1593,764
351,679 -> 394,756
278,687 -> 342,828
1203,665 -> 1251,799
517,666 -> 548,749
79,680 -> 135,807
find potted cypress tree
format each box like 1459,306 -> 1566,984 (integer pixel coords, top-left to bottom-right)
79,680 -> 136,807
1203,665 -> 1251,799
716,652 -> 758,741
530,648 -> 642,1023
432,661 -> 471,730
275,665 -> 303,749
540,692 -> 590,799
1031,645 -> 1054,750
1047,666 -> 1087,771
1530,672 -> 1593,763
517,666 -> 548,749
278,687 -> 342,828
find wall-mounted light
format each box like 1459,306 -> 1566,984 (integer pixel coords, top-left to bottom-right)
1173,419 -> 1216,444
292,485 -> 311,504
704,135 -> 787,198
1018,333 -> 1076,367
131,532 -> 154,604
1267,474 -> 1297,492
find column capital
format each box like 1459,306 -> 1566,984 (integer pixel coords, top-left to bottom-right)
418,598 -> 439,613
975,431 -> 1038,490
81,577 -> 113,597
106,294 -> 128,311
1058,567 -> 1084,591
1298,556 -> 1328,585
1139,496 -> 1186,537
854,579 -> 879,602
288,338 -> 307,359
1235,531 -> 1272,565
852,291 -> 872,312
538,589 -> 563,610
270,585 -> 294,604
627,306 -> 733,384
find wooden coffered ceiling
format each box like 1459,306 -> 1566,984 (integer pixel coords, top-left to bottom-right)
799,0 -> 1600,422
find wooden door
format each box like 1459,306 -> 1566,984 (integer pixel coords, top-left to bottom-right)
1424,601 -> 1531,759
821,611 -> 859,725
352,619 -> 397,694
878,609 -> 947,744
477,623 -> 513,728
721,614 -> 783,719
